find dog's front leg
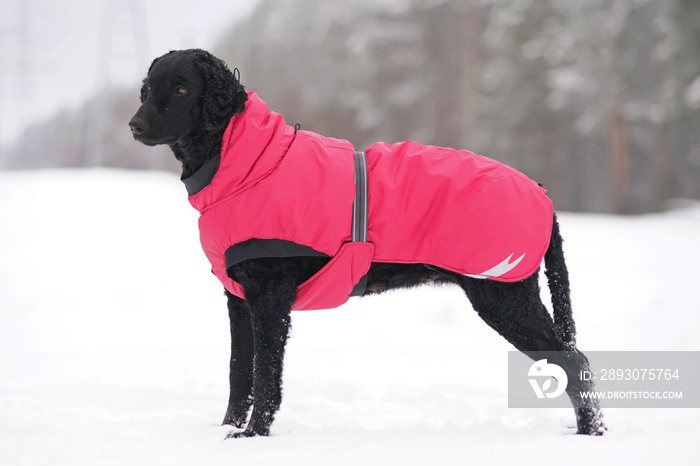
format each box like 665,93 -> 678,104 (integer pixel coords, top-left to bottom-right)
222,291 -> 254,428
225,262 -> 297,438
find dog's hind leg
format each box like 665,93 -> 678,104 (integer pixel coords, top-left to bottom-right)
222,291 -> 255,428
460,275 -> 605,435
544,213 -> 576,347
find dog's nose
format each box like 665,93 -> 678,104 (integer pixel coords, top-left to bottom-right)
129,115 -> 147,135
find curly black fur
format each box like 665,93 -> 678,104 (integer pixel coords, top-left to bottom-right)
130,49 -> 247,178
129,49 -> 605,438
544,217 -> 576,347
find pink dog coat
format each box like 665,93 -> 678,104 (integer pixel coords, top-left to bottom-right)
185,92 -> 553,310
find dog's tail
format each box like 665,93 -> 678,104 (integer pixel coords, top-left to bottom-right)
544,213 -> 577,348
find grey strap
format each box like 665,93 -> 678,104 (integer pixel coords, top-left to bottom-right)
352,150 -> 368,242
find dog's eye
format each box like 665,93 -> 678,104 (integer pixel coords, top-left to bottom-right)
175,86 -> 188,95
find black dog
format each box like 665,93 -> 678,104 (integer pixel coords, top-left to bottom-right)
129,49 -> 604,438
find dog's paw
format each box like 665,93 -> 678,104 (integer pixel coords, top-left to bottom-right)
225,428 -> 268,439
222,414 -> 248,429
222,400 -> 253,428
576,411 -> 606,436
577,425 -> 606,436
224,421 -> 270,439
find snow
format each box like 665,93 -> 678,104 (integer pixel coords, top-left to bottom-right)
1,169 -> 699,465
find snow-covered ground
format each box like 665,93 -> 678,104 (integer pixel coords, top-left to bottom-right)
1,169 -> 698,465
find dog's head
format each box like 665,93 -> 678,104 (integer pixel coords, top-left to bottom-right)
129,49 -> 247,146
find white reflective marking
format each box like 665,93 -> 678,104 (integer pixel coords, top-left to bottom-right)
464,253 -> 526,279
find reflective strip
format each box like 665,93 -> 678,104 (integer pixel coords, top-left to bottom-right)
352,150 -> 368,243
464,253 -> 526,279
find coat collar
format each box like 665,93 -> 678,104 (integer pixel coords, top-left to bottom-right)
185,92 -> 295,212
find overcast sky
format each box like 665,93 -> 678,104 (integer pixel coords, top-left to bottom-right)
0,0 -> 259,145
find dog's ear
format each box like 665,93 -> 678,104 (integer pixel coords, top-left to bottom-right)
193,50 -> 248,132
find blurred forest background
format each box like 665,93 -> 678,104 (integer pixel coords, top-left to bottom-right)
2,0 -> 700,214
